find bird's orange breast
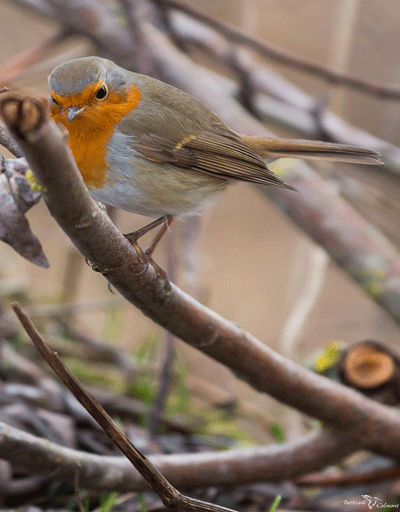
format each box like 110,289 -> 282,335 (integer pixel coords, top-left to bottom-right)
51,83 -> 142,189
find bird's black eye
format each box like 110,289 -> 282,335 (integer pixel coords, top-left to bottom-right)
95,85 -> 108,100
51,96 -> 60,107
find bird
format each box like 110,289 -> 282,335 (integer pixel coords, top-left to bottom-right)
48,56 -> 381,274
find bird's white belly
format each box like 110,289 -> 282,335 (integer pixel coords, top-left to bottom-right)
89,131 -> 228,218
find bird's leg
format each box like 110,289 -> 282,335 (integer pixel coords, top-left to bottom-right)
124,215 -> 170,242
144,216 -> 174,257
124,215 -> 174,280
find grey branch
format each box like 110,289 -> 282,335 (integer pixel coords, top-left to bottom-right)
0,420 -> 357,492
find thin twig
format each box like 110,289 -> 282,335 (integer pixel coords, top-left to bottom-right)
12,302 -> 237,512
74,464 -> 86,512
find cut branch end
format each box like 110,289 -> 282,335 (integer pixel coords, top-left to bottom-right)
342,341 -> 396,390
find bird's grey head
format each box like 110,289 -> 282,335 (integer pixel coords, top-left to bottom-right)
48,57 -> 139,122
48,56 -> 131,98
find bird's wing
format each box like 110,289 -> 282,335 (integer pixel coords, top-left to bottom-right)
129,123 -> 291,188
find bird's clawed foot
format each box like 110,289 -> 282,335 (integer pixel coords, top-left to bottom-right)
124,215 -> 174,283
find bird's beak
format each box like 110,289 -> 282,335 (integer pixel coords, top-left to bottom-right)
67,106 -> 84,122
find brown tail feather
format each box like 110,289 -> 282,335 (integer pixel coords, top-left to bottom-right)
241,136 -> 382,165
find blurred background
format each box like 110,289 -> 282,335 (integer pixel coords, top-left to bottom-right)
1,0 -> 400,440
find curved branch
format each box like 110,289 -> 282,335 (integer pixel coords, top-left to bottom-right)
0,421 -> 358,492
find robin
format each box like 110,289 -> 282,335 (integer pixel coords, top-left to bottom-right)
48,56 -> 380,272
